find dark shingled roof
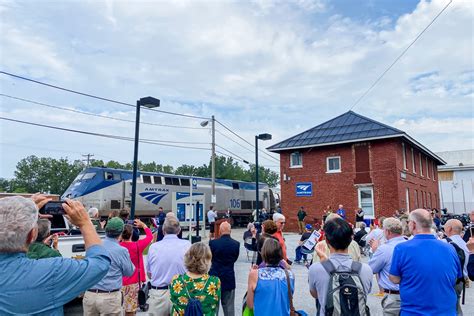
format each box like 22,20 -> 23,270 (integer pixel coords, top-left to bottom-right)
267,111 -> 446,164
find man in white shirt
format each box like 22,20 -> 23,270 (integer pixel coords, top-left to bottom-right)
146,217 -> 191,316
444,219 -> 469,315
207,205 -> 218,240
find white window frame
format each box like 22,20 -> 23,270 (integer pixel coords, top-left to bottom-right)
426,157 -> 430,179
326,156 -> 341,173
358,186 -> 375,219
432,161 -> 436,181
414,190 -> 418,208
411,148 -> 416,173
290,152 -> 303,168
419,153 -> 424,177
402,143 -> 407,170
406,188 -> 410,212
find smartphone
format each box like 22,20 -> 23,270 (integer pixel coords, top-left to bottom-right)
39,201 -> 66,216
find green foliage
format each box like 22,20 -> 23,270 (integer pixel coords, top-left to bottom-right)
8,154 -> 280,195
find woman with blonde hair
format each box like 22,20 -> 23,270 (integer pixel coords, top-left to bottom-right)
169,242 -> 221,316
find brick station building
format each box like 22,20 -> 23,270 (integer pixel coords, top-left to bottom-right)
267,111 -> 446,231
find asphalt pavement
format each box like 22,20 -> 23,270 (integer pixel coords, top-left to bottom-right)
64,228 -> 474,315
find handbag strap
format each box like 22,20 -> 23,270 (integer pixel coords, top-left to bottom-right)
283,268 -> 296,313
136,242 -> 142,288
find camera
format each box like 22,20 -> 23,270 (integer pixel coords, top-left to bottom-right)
39,201 -> 66,216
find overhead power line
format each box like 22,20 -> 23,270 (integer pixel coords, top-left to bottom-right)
0,94 -> 210,130
215,129 -> 254,153
0,71 -> 210,120
0,116 -> 211,150
349,0 -> 453,111
214,119 -> 280,163
215,144 -> 250,164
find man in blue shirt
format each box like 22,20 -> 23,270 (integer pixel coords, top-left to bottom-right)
83,217 -> 134,316
389,209 -> 462,316
368,217 -> 406,316
0,195 -> 111,316
336,204 -> 346,219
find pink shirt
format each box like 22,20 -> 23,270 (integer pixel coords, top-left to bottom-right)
120,227 -> 153,285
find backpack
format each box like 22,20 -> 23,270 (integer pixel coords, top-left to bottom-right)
321,260 -> 370,316
183,277 -> 211,316
446,237 -> 466,304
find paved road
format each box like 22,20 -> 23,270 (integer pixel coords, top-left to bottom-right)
65,228 -> 474,315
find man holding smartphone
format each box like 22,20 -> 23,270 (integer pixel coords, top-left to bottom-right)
27,219 -> 61,259
0,194 -> 111,315
462,210 -> 474,242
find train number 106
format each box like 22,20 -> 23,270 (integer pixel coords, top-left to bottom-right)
229,199 -> 241,208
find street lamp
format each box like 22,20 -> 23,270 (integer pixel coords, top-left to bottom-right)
130,96 -> 161,219
200,115 -> 215,237
255,133 -> 272,222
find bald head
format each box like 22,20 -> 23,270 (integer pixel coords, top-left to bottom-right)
444,219 -> 463,237
408,209 -> 433,234
470,210 -> 474,222
219,221 -> 231,235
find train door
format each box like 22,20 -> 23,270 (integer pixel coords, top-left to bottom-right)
173,192 -> 205,224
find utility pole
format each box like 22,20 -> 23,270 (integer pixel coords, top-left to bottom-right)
211,115 -> 216,204
82,153 -> 94,167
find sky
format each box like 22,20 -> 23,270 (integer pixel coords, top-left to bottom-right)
0,0 -> 473,179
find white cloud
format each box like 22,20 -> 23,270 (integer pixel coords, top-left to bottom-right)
0,0 -> 472,178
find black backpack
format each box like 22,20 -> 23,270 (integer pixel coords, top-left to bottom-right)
446,237 -> 466,304
321,260 -> 370,316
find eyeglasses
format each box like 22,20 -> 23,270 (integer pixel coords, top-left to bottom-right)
280,221 -> 286,224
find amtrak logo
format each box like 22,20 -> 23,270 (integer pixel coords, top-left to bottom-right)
139,192 -> 168,205
296,184 -> 311,191
296,182 -> 313,197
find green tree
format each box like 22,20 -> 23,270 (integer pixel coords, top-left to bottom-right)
13,155 -> 84,194
0,178 -> 11,192
246,164 -> 280,188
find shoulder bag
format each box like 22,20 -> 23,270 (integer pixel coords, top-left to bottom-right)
283,269 -> 307,316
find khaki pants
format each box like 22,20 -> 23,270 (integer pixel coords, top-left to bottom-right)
83,291 -> 122,316
381,293 -> 401,316
297,220 -> 305,234
148,288 -> 171,316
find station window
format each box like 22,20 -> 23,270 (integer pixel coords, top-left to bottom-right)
402,143 -> 407,170
290,152 -> 302,167
411,148 -> 416,173
153,176 -> 162,184
327,156 -> 341,173
180,178 -> 190,186
419,153 -> 424,177
426,157 -> 430,179
142,175 -> 152,184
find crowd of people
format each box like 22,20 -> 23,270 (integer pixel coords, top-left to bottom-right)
1,194 -> 474,316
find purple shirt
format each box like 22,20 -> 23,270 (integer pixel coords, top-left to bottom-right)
146,234 -> 191,287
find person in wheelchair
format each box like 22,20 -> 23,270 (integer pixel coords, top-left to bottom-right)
294,224 -> 314,264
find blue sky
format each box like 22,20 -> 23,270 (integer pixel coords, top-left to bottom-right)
0,0 -> 472,179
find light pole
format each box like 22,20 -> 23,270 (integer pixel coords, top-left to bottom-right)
130,96 -> 161,220
200,115 -> 215,236
255,133 -> 272,222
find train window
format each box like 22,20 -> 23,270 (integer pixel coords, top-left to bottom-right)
142,175 -> 152,184
153,176 -> 162,184
241,200 -> 253,209
180,178 -> 190,186
232,182 -> 239,190
104,172 -> 121,181
82,172 -> 96,180
110,200 -> 121,209
172,178 -> 180,186
252,201 -> 263,210
165,177 -> 173,185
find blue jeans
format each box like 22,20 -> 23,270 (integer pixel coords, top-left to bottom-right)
295,246 -> 307,262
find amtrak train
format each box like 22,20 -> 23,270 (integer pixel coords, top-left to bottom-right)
62,167 -> 276,225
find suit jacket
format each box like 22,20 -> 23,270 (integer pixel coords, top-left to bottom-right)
209,234 -> 240,292
468,254 -> 474,281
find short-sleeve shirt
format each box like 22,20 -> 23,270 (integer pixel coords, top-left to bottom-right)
169,273 -> 221,316
27,242 -> 62,259
390,234 -> 462,316
308,253 -> 373,316
207,210 -> 217,223
300,232 -> 312,242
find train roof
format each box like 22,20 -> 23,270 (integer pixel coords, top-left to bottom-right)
82,166 -> 270,187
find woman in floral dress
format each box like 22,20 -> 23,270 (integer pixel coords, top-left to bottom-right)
170,242 -> 221,316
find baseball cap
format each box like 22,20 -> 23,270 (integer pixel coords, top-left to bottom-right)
305,224 -> 312,230
105,217 -> 124,232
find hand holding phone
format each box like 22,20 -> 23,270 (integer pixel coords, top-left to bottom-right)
39,201 -> 66,216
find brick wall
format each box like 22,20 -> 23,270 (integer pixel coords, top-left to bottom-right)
278,138 -> 441,232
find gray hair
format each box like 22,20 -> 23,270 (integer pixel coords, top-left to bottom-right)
360,222 -> 366,229
36,219 -> 51,242
88,207 -> 99,218
382,217 -> 403,235
0,196 -> 38,252
247,222 -> 254,231
163,217 -> 181,235
409,209 -> 433,230
273,213 -> 285,222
